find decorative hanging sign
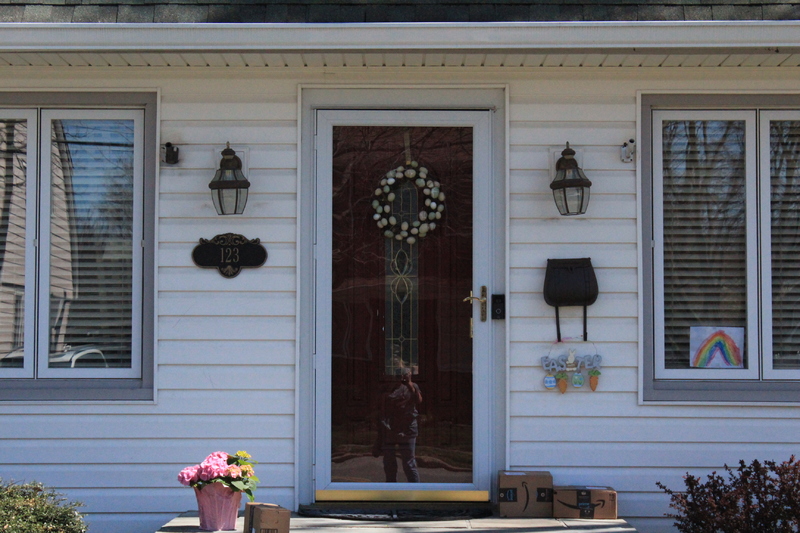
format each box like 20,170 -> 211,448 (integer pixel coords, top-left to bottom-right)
372,160 -> 445,244
192,233 -> 267,278
541,341 -> 603,393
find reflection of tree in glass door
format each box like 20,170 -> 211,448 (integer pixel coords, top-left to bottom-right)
330,126 -> 474,484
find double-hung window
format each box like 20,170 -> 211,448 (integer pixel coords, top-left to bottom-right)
643,94 -> 800,402
0,93 -> 155,401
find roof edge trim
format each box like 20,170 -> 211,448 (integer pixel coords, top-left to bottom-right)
0,21 -> 798,54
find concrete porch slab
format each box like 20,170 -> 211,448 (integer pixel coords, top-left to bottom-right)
157,513 -> 638,533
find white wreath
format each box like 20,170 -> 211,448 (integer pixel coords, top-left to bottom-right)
372,161 -> 445,244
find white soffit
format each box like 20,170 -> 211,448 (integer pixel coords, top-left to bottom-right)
0,22 -> 799,68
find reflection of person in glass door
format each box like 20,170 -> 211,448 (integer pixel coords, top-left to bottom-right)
381,368 -> 423,482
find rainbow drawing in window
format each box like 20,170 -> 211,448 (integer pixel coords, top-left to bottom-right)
689,327 -> 744,369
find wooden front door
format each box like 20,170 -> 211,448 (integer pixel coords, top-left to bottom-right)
315,110 -> 493,499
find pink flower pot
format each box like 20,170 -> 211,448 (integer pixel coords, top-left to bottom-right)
194,483 -> 242,531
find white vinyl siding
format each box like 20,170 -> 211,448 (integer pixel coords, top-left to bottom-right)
0,83 -> 297,531
507,81 -> 648,525
0,67 -> 794,533
154,82 -> 299,522
510,86 -> 797,533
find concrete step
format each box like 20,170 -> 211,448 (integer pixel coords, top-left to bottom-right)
157,512 -> 639,533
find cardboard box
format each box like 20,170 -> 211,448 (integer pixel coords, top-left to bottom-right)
552,486 -> 617,519
497,470 -> 553,518
243,502 -> 291,533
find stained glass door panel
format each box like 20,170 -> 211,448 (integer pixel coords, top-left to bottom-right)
330,126 -> 473,484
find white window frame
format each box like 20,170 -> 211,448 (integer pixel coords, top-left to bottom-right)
653,110 -> 760,381
35,109 -> 144,380
0,109 -> 38,379
760,110 -> 800,381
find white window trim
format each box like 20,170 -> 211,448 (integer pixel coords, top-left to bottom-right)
36,109 -> 144,380
760,110 -> 800,381
653,110 -> 760,381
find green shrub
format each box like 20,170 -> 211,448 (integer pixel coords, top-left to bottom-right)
0,478 -> 87,533
657,456 -> 800,533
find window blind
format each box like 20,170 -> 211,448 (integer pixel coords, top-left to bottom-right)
48,119 -> 134,369
770,120 -> 800,370
661,120 -> 748,369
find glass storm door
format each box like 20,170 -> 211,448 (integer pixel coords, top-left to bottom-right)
314,110 -> 492,499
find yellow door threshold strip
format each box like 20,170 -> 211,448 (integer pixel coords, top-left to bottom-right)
315,490 -> 489,502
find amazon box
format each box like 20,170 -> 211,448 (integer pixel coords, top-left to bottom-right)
552,486 -> 617,519
243,502 -> 290,533
497,470 -> 553,518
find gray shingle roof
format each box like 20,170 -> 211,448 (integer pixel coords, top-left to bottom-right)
0,1 -> 799,23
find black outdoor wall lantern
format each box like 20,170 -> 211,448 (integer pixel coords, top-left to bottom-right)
209,142 -> 250,215
550,142 -> 592,216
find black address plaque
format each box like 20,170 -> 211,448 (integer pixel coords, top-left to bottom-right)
192,233 -> 267,278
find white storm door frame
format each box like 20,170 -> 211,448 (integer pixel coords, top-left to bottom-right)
314,109 -> 494,494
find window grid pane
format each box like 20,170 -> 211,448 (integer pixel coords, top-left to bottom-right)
0,120 -> 28,369
661,120 -> 748,369
49,119 -> 134,369
770,120 -> 800,370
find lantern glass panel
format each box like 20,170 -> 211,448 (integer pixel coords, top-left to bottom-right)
553,188 -> 567,215
551,158 -> 591,216
566,186 -> 587,214
210,168 -> 249,215
211,189 -> 223,215
233,187 -> 248,214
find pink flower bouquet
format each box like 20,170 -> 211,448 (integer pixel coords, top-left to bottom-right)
178,451 -> 259,501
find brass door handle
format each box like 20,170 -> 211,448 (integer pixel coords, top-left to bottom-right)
462,292 -> 486,304
463,286 -> 488,322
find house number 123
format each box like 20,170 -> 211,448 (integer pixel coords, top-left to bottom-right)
221,247 -> 240,263
192,233 -> 268,278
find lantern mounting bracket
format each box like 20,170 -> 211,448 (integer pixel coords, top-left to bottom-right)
549,145 -> 584,180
